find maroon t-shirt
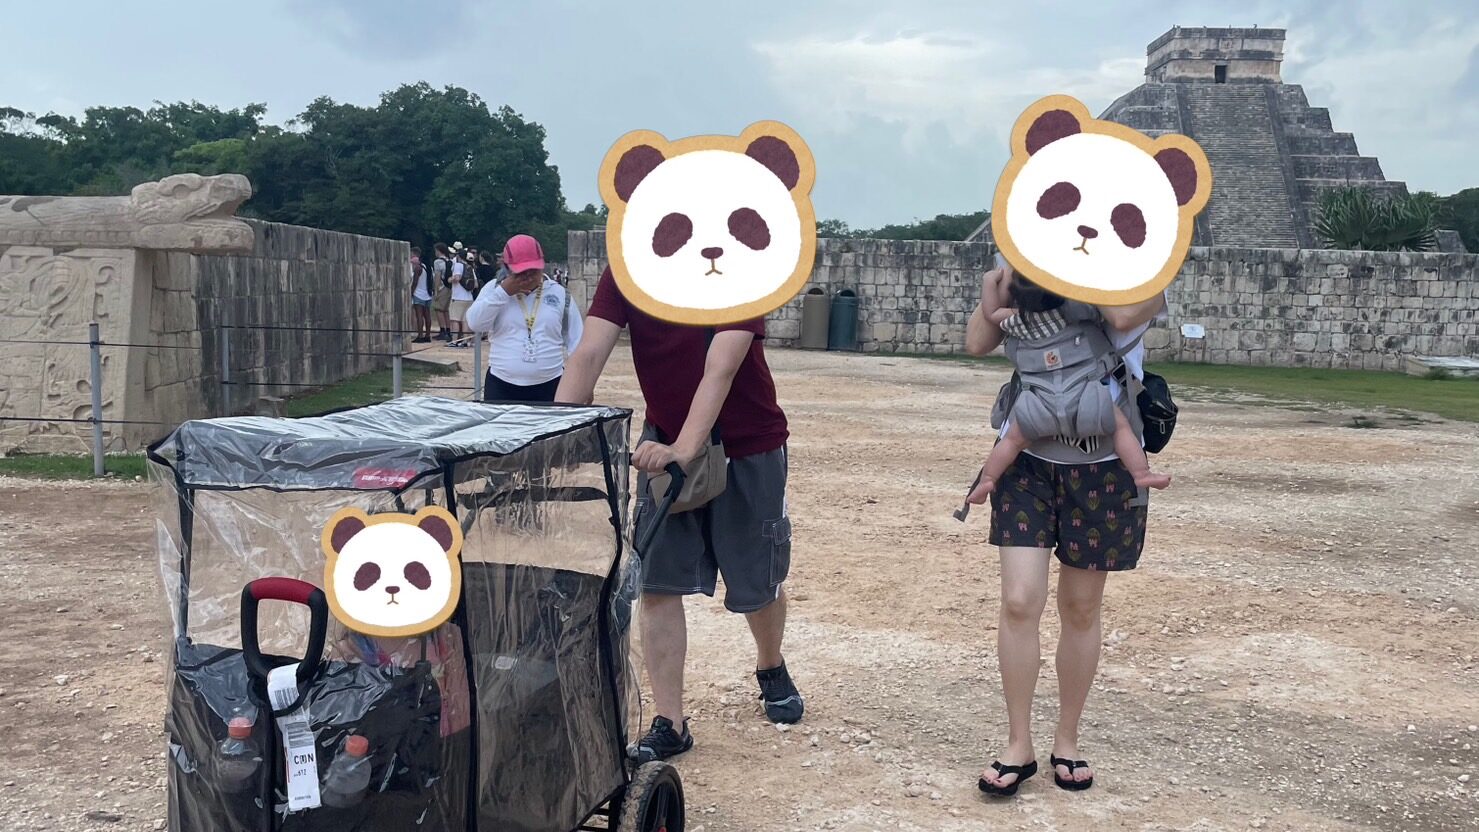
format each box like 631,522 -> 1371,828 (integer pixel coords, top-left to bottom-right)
587,268 -> 788,458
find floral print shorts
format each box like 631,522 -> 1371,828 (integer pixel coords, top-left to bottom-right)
987,452 -> 1149,571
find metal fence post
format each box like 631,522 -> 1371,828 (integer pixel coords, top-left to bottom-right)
471,334 -> 483,401
88,322 -> 104,477
392,353 -> 403,399
219,320 -> 232,417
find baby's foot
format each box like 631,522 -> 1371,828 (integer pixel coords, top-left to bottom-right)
1133,470 -> 1172,490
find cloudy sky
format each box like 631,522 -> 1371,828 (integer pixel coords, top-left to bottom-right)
5,0 -> 1475,228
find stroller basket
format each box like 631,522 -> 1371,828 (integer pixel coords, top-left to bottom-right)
148,398 -> 670,832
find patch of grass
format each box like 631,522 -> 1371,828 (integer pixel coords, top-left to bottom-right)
283,363 -> 458,418
0,454 -> 149,480
883,351 -> 1013,369
1152,362 -> 1479,423
886,351 -> 1479,423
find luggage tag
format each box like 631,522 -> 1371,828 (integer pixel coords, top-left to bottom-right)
267,663 -> 321,812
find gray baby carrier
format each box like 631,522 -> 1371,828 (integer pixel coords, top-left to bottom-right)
992,301 -> 1124,442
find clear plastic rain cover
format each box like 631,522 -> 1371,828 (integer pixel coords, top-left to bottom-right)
148,397 -> 639,832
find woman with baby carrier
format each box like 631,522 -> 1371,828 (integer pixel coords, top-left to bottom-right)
965,256 -> 1169,797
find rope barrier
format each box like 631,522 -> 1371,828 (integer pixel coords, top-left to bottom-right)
0,338 -> 450,358
0,415 -> 178,427
222,324 -> 424,335
0,338 -> 191,351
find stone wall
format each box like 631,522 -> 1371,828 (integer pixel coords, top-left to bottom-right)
566,230 -> 1478,369
565,231 -> 992,354
0,219 -> 408,453
140,220 -> 409,428
1148,247 -> 1478,370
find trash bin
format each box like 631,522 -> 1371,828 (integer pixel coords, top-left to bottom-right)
799,288 -> 830,350
827,289 -> 859,351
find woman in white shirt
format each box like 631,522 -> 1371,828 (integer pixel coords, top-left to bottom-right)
464,234 -> 583,402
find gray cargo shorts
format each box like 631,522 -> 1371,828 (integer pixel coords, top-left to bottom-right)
633,438 -> 792,614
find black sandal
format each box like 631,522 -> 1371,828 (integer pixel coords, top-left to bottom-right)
978,759 -> 1038,796
1050,754 -> 1094,791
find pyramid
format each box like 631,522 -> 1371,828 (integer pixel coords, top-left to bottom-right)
968,27 -> 1411,249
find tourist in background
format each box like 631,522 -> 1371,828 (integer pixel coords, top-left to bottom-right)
475,249 -> 498,302
465,234 -> 582,402
448,247 -> 477,347
431,242 -> 454,341
409,246 -> 434,343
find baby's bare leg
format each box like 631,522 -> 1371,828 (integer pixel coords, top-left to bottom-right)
1111,407 -> 1171,489
969,423 -> 1031,503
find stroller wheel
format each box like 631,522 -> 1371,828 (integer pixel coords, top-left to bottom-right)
618,760 -> 685,832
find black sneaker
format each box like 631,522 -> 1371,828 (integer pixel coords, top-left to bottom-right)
628,716 -> 693,764
412,336 -> 431,344
757,662 -> 804,724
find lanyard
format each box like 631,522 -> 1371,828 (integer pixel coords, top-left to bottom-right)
515,280 -> 545,340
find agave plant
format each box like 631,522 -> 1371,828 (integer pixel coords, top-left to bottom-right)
1315,187 -> 1438,251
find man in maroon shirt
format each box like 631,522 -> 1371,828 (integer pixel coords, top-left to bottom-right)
557,267 -> 803,763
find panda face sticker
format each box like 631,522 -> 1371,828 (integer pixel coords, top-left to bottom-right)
992,95 -> 1211,306
600,121 -> 817,325
321,507 -> 463,638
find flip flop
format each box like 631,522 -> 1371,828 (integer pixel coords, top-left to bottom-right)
1050,754 -> 1094,791
978,759 -> 1038,797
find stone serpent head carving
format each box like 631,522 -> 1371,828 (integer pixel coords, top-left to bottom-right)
0,173 -> 255,253
131,174 -> 254,251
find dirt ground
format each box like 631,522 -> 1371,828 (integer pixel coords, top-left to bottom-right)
1,345 -> 1476,831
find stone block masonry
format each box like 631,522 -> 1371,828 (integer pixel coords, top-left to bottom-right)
566,231 -> 992,354
1150,247 -> 1478,371
1,216 -> 408,453
141,220 -> 409,429
567,230 -> 1478,371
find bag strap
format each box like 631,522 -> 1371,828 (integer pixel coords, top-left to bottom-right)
703,328 -> 721,444
1108,323 -> 1148,391
560,282 -> 573,361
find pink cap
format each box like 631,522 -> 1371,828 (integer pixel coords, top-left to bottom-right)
345,735 -> 369,757
228,717 -> 254,739
501,234 -> 545,274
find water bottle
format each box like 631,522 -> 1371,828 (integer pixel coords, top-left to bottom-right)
215,716 -> 260,791
320,735 -> 371,808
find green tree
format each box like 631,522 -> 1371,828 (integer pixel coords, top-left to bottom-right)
0,108 -> 72,193
1,87 -> 567,257
1438,188 -> 1479,252
817,218 -> 855,238
531,203 -> 607,262
1314,187 -> 1438,251
173,138 -> 249,176
867,210 -> 990,241
817,211 -> 990,241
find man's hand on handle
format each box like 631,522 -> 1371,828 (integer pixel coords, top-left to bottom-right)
632,440 -> 699,474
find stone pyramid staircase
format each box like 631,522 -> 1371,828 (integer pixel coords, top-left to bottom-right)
1179,85 -> 1302,248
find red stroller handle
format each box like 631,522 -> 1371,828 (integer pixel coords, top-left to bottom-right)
247,577 -> 318,605
240,578 -> 329,687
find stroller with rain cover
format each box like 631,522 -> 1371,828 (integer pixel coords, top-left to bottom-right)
148,397 -> 686,832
